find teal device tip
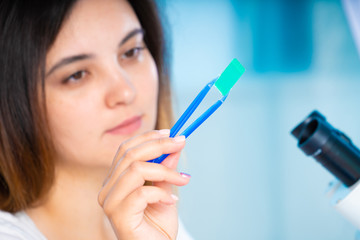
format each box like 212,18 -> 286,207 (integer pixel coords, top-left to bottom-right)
214,58 -> 245,96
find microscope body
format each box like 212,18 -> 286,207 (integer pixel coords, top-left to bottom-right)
293,0 -> 360,232
327,180 -> 360,229
292,110 -> 360,230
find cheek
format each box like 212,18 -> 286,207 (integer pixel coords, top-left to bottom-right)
45,90 -> 99,148
138,52 -> 159,108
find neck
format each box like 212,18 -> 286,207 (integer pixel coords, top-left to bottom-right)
26,163 -> 116,240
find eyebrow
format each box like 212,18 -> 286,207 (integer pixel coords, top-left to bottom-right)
119,28 -> 144,47
46,28 -> 145,77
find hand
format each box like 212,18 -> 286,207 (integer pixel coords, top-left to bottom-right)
98,130 -> 191,240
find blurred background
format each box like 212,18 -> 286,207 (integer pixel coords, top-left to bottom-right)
156,0 -> 360,239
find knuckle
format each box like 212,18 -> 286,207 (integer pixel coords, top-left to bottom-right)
129,161 -> 144,174
155,137 -> 163,145
102,200 -> 114,217
136,187 -> 149,199
101,195 -> 120,218
116,142 -> 128,157
97,192 -> 105,206
123,148 -> 138,160
146,130 -> 159,138
155,137 -> 167,146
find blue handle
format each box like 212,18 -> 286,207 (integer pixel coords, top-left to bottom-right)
152,153 -> 170,164
170,78 -> 216,137
180,94 -> 227,138
148,95 -> 227,164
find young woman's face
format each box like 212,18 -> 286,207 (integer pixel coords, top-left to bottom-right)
45,0 -> 159,168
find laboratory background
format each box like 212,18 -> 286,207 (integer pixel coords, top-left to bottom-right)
156,0 -> 360,239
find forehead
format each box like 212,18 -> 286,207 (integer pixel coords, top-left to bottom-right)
47,0 -> 141,64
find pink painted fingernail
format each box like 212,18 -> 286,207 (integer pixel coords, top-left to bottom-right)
158,129 -> 170,135
180,172 -> 191,178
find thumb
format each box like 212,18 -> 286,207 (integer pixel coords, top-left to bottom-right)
155,152 -> 182,193
161,151 -> 181,170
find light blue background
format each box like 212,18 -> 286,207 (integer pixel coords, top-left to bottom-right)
156,0 -> 360,239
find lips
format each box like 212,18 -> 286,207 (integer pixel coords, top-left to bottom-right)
106,115 -> 142,135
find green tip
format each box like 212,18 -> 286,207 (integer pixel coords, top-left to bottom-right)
214,58 -> 245,95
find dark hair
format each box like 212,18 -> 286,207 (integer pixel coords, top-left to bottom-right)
0,0 -> 172,213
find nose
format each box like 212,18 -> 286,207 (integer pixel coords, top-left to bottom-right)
104,66 -> 136,108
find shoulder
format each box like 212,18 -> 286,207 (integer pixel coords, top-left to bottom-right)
177,218 -> 194,240
0,210 -> 191,240
0,210 -> 46,240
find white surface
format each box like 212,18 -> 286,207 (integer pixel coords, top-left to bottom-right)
343,0 -> 360,56
335,181 -> 360,230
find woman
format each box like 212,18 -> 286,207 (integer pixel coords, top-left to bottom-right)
0,0 -> 192,239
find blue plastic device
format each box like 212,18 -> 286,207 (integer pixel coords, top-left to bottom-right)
148,59 -> 245,164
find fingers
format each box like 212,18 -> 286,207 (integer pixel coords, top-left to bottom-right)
161,152 -> 181,170
102,185 -> 178,236
99,161 -> 190,206
102,134 -> 186,195
112,129 -> 171,165
126,186 -> 178,210
107,130 -> 171,181
156,152 -> 183,193
99,130 -> 191,238
99,129 -> 190,237
103,185 -> 177,219
119,135 -> 185,166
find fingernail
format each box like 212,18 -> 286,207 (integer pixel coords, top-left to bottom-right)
173,135 -> 185,142
180,172 -> 191,178
171,194 -> 179,201
158,129 -> 170,135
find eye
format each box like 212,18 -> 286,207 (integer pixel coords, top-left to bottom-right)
63,70 -> 87,84
121,47 -> 145,60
